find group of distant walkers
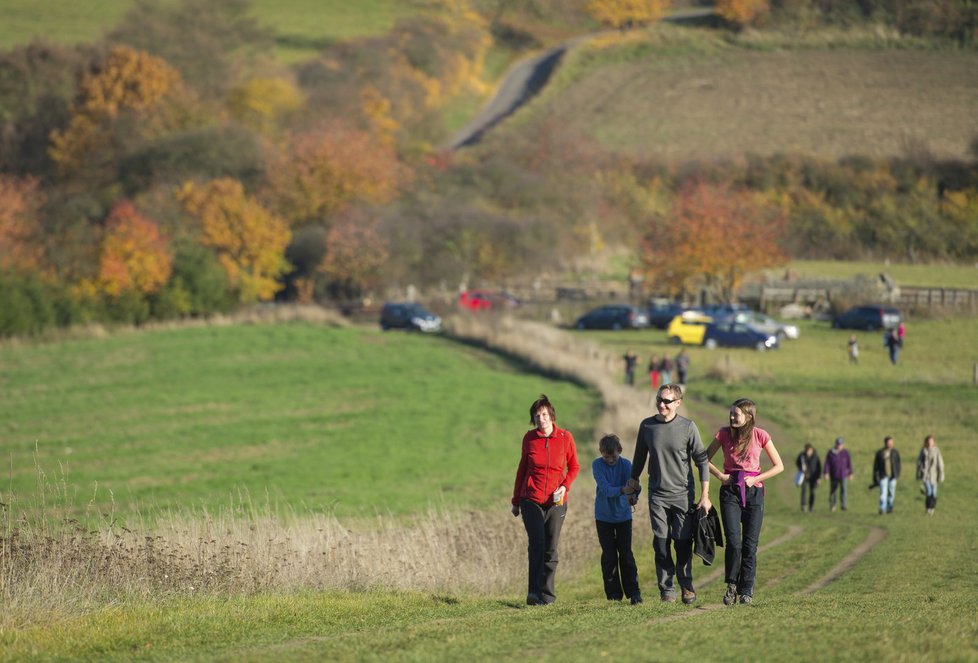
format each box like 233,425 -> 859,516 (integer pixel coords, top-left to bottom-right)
621,348 -> 690,390
795,433 -> 945,516
510,386 -> 783,608
847,321 -> 906,366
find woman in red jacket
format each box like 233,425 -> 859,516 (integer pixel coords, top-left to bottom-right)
511,394 -> 580,606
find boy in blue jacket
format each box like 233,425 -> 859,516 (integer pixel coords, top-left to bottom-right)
592,434 -> 643,604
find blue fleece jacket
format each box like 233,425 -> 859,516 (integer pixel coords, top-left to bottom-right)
592,457 -> 633,523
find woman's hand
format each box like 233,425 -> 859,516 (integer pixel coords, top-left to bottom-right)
552,486 -> 566,505
744,475 -> 757,488
719,473 -> 732,486
511,504 -> 520,517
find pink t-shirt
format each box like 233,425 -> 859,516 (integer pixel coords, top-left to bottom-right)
714,427 -> 771,486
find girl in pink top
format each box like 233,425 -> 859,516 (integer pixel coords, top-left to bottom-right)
706,398 -> 784,606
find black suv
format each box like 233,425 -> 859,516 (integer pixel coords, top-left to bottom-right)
379,302 -> 442,333
574,305 -> 649,330
832,305 -> 901,331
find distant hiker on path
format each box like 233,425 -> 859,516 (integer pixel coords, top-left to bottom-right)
623,349 -> 638,386
675,348 -> 690,387
824,437 -> 853,512
511,394 -> 580,606
796,443 -> 822,512
872,435 -> 901,514
707,398 -> 784,605
630,384 -> 712,605
847,334 -> 859,364
884,328 -> 901,365
592,434 -> 643,604
916,434 -> 944,516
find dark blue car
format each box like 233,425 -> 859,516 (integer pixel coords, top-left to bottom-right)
702,321 -> 779,351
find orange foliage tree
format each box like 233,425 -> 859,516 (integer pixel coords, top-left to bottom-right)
96,200 -> 173,296
318,214 -> 390,299
715,0 -> 770,27
0,175 -> 43,274
264,124 -> 411,227
586,0 -> 670,30
48,46 -> 181,173
178,178 -> 291,303
640,180 -> 787,302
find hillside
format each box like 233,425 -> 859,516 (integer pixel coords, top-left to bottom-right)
500,28 -> 978,161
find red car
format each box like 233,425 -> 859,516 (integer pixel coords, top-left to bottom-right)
458,290 -> 521,311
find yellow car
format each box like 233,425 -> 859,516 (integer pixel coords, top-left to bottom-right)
666,311 -> 713,345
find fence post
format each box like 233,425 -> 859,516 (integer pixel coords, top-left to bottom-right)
974,362 -> 978,386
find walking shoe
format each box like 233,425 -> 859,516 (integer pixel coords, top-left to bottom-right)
660,592 -> 676,603
739,595 -> 753,605
830,505 -> 837,512
630,593 -> 644,605
526,593 -> 545,606
681,588 -> 697,605
723,583 -> 737,606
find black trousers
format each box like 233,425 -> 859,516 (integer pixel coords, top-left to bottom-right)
520,499 -> 566,603
800,478 -> 817,510
595,519 -> 640,600
719,484 -> 765,597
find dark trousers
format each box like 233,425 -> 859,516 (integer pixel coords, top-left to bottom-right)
719,484 -> 765,598
800,479 -> 817,510
595,519 -> 640,600
651,534 -> 693,595
520,499 -> 566,603
829,478 -> 848,509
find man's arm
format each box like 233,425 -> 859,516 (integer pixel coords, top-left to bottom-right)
689,422 -> 712,512
631,426 -> 648,481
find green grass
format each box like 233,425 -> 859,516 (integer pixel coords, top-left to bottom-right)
785,259 -> 978,289
0,323 -> 599,521
0,0 -> 433,61
3,317 -> 978,660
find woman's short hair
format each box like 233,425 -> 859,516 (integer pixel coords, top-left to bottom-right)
529,394 -> 555,424
599,434 -> 622,454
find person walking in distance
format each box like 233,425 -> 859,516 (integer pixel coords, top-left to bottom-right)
916,435 -> 944,515
823,437 -> 853,512
592,434 -> 643,604
622,349 -> 638,386
872,435 -> 901,514
675,348 -> 690,387
706,398 -> 785,605
630,384 -> 712,605
847,334 -> 859,364
648,355 -> 661,391
796,444 -> 822,512
511,394 -> 580,605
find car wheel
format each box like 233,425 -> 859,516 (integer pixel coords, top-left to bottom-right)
755,341 -> 767,351
705,339 -> 718,350
670,336 -> 681,345
612,322 -> 622,331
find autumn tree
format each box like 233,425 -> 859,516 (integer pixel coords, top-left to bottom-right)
178,177 -> 291,303
264,124 -> 411,227
640,180 -> 787,302
0,175 -> 43,274
318,213 -> 390,300
716,0 -> 770,28
48,46 -> 181,175
586,0 -> 670,30
96,200 -> 172,296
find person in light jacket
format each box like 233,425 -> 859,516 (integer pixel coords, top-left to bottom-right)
916,434 -> 945,515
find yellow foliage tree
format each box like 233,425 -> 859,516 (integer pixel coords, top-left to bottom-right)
715,0 -> 770,27
586,0 -> 670,30
97,201 -> 173,296
49,46 -> 181,172
178,178 -> 291,303
227,77 -> 305,134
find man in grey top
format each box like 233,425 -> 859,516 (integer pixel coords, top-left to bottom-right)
630,383 -> 712,604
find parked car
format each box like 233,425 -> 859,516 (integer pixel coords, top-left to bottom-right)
574,305 -> 649,330
379,302 -> 442,333
720,311 -> 799,340
703,321 -> 780,351
458,289 -> 521,311
647,300 -> 690,329
832,305 -> 902,331
666,311 -> 713,345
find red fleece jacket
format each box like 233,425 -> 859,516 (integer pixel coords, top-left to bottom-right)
511,425 -> 580,507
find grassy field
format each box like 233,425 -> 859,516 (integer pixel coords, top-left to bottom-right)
509,26 -> 978,161
0,322 -> 600,521
2,315 -> 977,660
0,0 -> 434,61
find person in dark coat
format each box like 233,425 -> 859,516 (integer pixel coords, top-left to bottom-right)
796,444 -> 822,512
872,435 -> 901,514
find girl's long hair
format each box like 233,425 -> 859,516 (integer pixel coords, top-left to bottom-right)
730,398 -> 756,459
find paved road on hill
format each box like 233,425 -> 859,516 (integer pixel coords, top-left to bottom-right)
447,8 -> 715,150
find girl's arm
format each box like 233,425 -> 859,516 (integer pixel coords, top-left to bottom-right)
746,440 -> 785,487
706,439 -> 729,483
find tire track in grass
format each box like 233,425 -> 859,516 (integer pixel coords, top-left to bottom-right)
796,526 -> 886,595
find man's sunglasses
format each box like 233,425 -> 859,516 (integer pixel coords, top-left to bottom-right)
656,397 -> 680,405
